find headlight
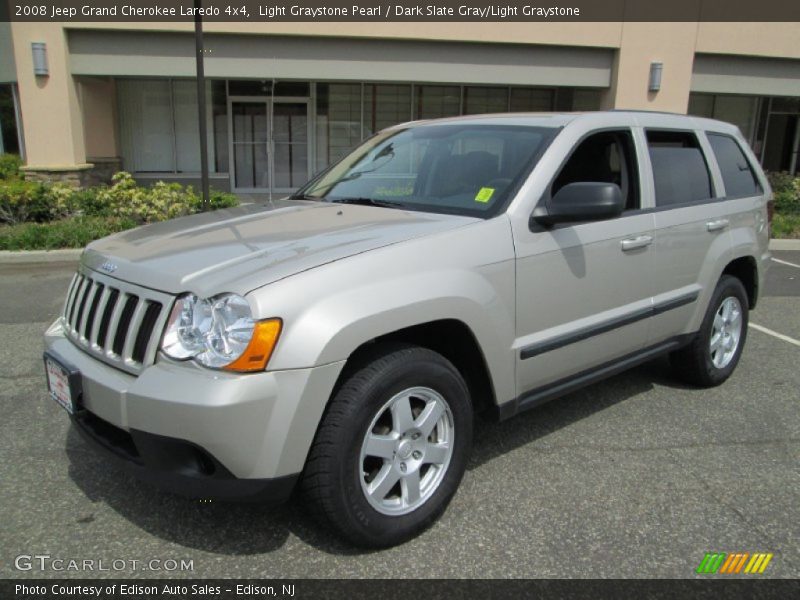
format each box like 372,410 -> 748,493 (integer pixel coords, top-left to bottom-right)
161,293 -> 281,372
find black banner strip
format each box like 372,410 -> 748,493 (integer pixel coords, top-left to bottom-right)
2,0 -> 800,22
3,579 -> 800,600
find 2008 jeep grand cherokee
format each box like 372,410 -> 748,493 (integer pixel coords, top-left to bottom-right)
44,111 -> 771,547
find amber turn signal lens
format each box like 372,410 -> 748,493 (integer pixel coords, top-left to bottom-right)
223,318 -> 282,373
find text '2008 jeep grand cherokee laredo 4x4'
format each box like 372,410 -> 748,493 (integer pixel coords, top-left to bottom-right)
44,111 -> 771,547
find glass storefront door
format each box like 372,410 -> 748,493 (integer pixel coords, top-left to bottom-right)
230,97 -> 311,193
763,114 -> 799,175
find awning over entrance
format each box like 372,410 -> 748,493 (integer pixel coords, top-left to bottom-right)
691,54 -> 800,97
67,30 -> 613,88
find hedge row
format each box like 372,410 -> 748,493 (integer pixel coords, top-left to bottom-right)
1,171 -> 238,226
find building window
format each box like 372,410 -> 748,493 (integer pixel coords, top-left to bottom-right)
228,80 -> 310,97
571,89 -> 603,111
687,93 -> 759,142
172,81 -> 202,173
118,79 -> 219,174
315,83 -> 362,171
463,86 -> 508,115
0,84 -> 21,156
510,87 -> 555,112
415,85 -> 461,119
119,80 -> 174,172
364,84 -> 412,136
212,81 -> 228,173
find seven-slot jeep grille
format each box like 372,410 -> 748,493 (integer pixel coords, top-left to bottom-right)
62,269 -> 173,375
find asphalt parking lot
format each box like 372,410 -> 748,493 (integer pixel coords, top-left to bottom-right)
1,252 -> 798,579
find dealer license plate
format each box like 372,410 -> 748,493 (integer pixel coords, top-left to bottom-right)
44,353 -> 79,414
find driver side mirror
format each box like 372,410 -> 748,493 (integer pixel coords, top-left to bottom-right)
531,182 -> 624,228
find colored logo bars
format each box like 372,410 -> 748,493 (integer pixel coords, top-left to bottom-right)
696,552 -> 774,574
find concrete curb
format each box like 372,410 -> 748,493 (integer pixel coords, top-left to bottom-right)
0,249 -> 82,263
769,239 -> 800,251
0,238 -> 797,264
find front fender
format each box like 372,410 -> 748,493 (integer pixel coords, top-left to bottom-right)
248,217 -> 517,406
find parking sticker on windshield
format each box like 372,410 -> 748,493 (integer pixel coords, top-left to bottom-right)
475,187 -> 495,203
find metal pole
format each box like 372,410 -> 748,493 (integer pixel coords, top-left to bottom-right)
194,0 -> 210,210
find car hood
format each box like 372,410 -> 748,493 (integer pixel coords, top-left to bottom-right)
82,200 -> 477,297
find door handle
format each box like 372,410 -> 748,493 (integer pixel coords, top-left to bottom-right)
706,219 -> 730,232
620,235 -> 653,251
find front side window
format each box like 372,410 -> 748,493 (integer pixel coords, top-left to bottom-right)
707,133 -> 762,198
552,129 -> 640,211
296,124 -> 557,218
647,130 -> 713,206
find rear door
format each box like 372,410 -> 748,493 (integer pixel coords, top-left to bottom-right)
645,128 -> 734,343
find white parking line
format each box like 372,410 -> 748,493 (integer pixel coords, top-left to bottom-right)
771,257 -> 800,269
749,323 -> 800,348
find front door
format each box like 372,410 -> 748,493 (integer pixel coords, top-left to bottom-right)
230,98 -> 311,194
514,129 -> 655,398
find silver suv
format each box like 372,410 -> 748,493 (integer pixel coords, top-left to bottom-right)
44,111 -> 771,547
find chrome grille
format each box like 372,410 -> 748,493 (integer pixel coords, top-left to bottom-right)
62,269 -> 173,375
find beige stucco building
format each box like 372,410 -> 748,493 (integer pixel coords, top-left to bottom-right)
1,21 -> 799,193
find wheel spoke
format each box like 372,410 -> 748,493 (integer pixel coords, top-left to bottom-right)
364,433 -> 396,459
722,299 -> 733,321
416,399 -> 445,438
425,442 -> 449,465
710,332 -> 723,352
401,470 -> 421,506
368,464 -> 400,501
713,312 -> 724,331
391,395 -> 415,433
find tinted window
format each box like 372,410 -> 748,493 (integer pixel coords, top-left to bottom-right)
707,133 -> 761,198
647,130 -> 713,206
553,130 -> 640,210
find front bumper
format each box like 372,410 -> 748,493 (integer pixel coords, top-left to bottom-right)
44,319 -> 344,501
72,409 -> 299,502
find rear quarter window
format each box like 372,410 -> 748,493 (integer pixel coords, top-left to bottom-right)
706,133 -> 762,198
646,130 -> 713,207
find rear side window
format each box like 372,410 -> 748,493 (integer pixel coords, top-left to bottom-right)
707,133 -> 762,198
647,130 -> 713,207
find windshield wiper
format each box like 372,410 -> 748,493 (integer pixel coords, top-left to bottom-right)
328,197 -> 407,209
289,193 -> 320,200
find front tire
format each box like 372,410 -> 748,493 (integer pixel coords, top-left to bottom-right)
670,275 -> 749,387
302,344 -> 472,548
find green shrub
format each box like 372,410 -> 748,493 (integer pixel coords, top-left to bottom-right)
70,186 -> 109,217
0,216 -> 138,250
772,213 -> 800,239
1,171 -> 240,228
95,172 -> 239,224
767,171 -> 795,195
0,154 -> 22,180
767,171 -> 800,216
95,172 -> 189,223
0,179 -> 51,224
208,188 -> 239,210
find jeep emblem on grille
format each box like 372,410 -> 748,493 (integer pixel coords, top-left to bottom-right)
100,261 -> 118,273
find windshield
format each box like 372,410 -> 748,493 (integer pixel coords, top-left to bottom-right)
295,123 -> 557,218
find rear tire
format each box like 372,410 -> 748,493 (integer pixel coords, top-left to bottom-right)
302,343 -> 472,548
670,275 -> 749,387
